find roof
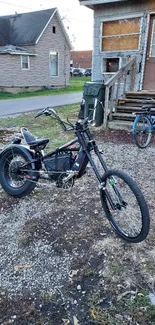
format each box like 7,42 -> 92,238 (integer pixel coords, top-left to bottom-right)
79,0 -> 128,7
0,45 -> 36,55
0,8 -> 72,49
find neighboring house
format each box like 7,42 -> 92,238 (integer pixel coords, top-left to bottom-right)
79,0 -> 155,90
70,50 -> 92,69
0,8 -> 72,93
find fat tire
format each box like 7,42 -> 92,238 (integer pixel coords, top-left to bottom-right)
0,147 -> 37,197
134,115 -> 152,149
100,169 -> 150,243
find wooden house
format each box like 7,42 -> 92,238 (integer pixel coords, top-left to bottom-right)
0,8 -> 72,93
79,0 -> 155,129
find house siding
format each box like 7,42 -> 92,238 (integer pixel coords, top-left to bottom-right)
0,13 -> 70,89
91,0 -> 155,89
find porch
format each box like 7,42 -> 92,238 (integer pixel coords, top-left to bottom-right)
103,57 -> 155,130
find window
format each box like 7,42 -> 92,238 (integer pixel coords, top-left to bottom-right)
53,26 -> 56,34
101,18 -> 140,52
50,51 -> 58,76
106,58 -> 119,72
21,55 -> 29,69
150,20 -> 155,56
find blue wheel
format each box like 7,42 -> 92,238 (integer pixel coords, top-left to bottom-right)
134,115 -> 152,148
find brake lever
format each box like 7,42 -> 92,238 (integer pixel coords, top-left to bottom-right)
35,108 -> 51,118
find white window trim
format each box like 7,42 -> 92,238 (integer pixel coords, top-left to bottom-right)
49,51 -> 59,77
21,55 -> 30,70
102,57 -> 121,74
150,20 -> 155,57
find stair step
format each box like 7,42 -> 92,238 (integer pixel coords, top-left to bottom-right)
108,120 -> 133,131
118,98 -> 155,106
116,105 -> 155,114
112,112 -> 135,121
125,91 -> 155,99
117,98 -> 155,107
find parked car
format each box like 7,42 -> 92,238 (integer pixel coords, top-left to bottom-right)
72,68 -> 85,77
84,68 -> 92,77
70,67 -> 75,76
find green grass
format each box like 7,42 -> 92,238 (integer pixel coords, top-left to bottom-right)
0,103 -> 80,149
0,76 -> 91,100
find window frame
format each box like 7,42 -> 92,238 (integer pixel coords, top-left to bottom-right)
150,20 -> 155,57
21,55 -> 30,70
49,51 -> 59,77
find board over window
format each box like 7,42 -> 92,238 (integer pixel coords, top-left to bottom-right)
101,18 -> 141,52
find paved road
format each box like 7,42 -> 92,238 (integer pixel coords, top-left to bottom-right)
0,92 -> 83,117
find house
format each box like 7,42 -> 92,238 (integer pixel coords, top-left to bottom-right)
0,8 -> 72,93
79,0 -> 155,128
70,50 -> 92,69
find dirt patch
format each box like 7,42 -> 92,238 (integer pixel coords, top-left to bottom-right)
0,128 -> 155,324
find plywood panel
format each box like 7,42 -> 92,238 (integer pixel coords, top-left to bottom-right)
102,35 -> 139,51
102,18 -> 140,36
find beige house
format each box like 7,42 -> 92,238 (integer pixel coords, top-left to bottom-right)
0,8 -> 72,93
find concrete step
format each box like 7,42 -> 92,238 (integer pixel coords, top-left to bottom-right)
108,120 -> 133,131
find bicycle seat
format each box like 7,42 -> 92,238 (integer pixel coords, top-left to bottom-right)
21,127 -> 49,150
142,104 -> 155,111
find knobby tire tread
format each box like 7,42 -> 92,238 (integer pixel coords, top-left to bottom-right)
0,147 -> 37,197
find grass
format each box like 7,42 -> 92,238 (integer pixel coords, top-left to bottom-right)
0,76 -> 91,100
0,103 -> 80,149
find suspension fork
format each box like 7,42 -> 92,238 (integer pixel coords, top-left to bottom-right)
76,129 -> 123,209
92,144 -> 125,209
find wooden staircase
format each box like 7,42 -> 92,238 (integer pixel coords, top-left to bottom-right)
107,91 -> 155,131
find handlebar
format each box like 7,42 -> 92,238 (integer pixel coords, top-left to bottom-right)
35,101 -> 100,132
35,107 -> 75,131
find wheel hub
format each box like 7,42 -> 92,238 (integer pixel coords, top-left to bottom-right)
9,161 -> 24,181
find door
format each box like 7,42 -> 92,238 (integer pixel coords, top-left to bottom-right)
143,15 -> 155,90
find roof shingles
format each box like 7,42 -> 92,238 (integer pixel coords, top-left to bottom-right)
0,8 -> 56,46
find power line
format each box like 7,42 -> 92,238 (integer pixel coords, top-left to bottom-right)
0,1 -> 93,24
0,0 -> 33,11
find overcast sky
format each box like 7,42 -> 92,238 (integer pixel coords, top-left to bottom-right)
0,0 -> 93,50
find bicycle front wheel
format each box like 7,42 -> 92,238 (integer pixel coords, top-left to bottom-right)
100,169 -> 150,243
134,115 -> 152,148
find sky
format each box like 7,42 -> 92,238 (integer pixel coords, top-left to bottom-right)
0,0 -> 94,50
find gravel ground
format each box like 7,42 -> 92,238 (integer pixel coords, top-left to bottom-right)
0,130 -> 155,324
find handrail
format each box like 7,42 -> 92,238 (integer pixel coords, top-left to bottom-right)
103,56 -> 136,127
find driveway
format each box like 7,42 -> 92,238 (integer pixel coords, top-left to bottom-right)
0,92 -> 83,117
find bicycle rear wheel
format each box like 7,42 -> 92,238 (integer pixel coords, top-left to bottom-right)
100,169 -> 150,243
134,115 -> 152,148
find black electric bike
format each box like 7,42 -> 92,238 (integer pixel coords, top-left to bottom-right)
0,105 -> 150,243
